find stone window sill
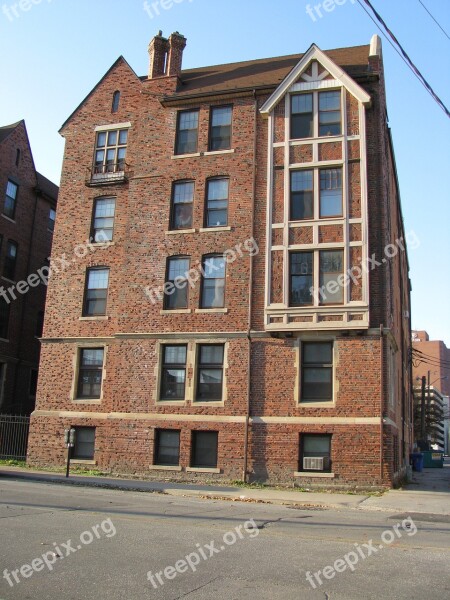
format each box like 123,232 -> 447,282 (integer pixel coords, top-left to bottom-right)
160,309 -> 192,315
79,316 -> 109,321
72,399 -> 102,405
1,214 -> 16,224
203,149 -> 235,156
165,229 -> 196,235
198,226 -> 232,233
148,465 -> 182,472
71,459 -> 97,465
186,467 -> 221,474
195,308 -> 228,314
294,472 -> 335,478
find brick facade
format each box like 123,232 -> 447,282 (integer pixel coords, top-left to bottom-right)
0,121 -> 58,415
27,34 -> 412,489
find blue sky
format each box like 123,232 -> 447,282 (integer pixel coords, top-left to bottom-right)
1,0 -> 449,344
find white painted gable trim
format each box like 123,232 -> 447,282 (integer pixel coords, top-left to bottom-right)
260,44 -> 371,116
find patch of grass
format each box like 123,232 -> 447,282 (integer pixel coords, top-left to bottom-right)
0,459 -> 26,467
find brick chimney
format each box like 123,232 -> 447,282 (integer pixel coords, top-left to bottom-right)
167,32 -> 187,77
148,31 -> 169,79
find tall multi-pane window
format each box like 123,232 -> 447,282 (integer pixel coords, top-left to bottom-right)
201,255 -> 226,308
205,178 -> 229,227
171,181 -> 194,230
319,251 -> 344,304
92,198 -> 116,242
209,106 -> 232,151
164,257 -> 189,309
289,252 -> 313,306
160,346 -> 187,401
300,434 -> 332,472
319,91 -> 341,136
291,94 -> 313,139
83,268 -> 109,316
4,181 -> 18,219
94,129 -> 128,174
175,110 -> 199,155
0,298 -> 10,339
191,431 -> 218,468
48,208 -> 56,232
111,91 -> 120,113
154,430 -> 181,466
301,342 -> 333,402
76,349 -> 104,399
3,241 -> 18,280
291,171 -> 313,220
319,169 -> 342,217
73,427 -> 96,459
196,345 -> 224,401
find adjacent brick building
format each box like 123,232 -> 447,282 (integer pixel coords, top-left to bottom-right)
28,32 -> 413,488
0,120 -> 58,415
412,330 -> 450,452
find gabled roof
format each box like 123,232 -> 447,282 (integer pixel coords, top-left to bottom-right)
260,44 -> 371,115
0,120 -> 23,144
59,56 -> 141,133
161,43 -> 371,103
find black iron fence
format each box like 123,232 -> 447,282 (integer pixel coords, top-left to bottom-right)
0,415 -> 30,460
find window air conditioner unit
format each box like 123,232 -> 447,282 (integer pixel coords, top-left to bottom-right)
303,457 -> 325,471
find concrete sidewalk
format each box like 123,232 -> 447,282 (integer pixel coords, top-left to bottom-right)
1,460 -> 449,515
360,459 -> 450,516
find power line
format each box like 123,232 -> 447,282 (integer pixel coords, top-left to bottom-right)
412,349 -> 450,365
418,0 -> 450,41
356,0 -> 450,119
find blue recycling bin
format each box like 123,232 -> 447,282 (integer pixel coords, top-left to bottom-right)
410,452 -> 424,472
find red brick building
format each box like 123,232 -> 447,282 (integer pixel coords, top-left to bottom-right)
28,32 -> 413,488
0,120 -> 58,415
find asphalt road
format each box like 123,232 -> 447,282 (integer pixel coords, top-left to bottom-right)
0,478 -> 449,600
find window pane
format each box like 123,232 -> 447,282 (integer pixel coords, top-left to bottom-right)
173,204 -> 193,229
81,349 -> 104,366
202,279 -> 225,308
192,431 -> 218,467
200,345 -> 223,365
168,259 -> 189,280
88,269 -> 109,290
180,111 -> 198,130
161,369 -> 186,399
95,199 -> 116,217
292,94 -> 313,114
74,427 -> 95,459
174,182 -> 194,204
319,92 -> 340,111
96,132 -> 107,148
291,171 -> 313,220
118,130 -> 128,145
107,131 -> 117,146
303,367 -> 332,400
155,430 -> 180,465
208,179 -> 229,200
304,435 -> 330,454
6,181 -> 17,199
164,346 -> 187,364
203,256 -> 225,278
212,107 -> 232,126
303,343 -> 332,364
319,251 -> 343,304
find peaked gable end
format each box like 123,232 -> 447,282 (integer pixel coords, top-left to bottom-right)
260,44 -> 371,116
